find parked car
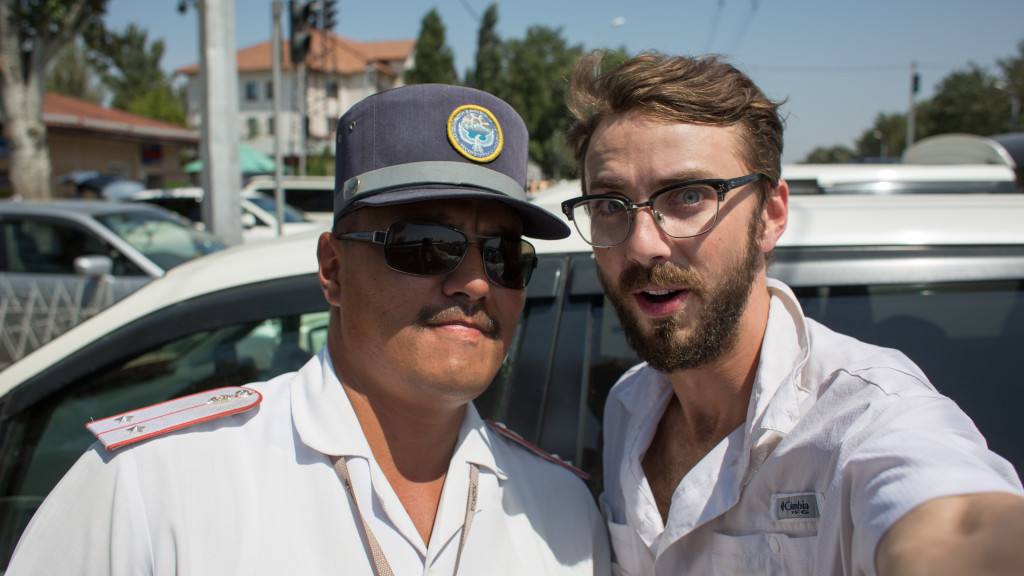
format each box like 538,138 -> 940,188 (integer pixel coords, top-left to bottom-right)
129,187 -> 325,243
0,200 -> 227,369
241,175 -> 335,223
1,193 -> 1023,568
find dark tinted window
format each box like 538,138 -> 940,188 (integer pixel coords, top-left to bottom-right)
0,217 -> 144,276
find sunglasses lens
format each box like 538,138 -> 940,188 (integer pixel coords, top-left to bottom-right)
482,237 -> 536,289
384,222 -> 535,289
385,222 -> 465,276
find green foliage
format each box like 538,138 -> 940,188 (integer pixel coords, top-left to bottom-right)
45,39 -> 106,103
127,84 -> 186,126
916,64 -> 1011,137
854,113 -> 908,159
91,24 -> 168,110
405,9 -> 457,85
499,26 -> 583,179
468,4 -> 503,94
802,145 -> 856,164
306,146 -> 336,177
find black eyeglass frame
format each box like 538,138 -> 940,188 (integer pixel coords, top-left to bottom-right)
560,172 -> 766,247
334,221 -> 538,289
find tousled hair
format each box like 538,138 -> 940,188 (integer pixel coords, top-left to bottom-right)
566,51 -> 785,205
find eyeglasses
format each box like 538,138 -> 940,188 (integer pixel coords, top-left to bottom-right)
560,173 -> 765,247
334,221 -> 538,289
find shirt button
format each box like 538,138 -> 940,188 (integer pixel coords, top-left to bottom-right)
768,535 -> 781,553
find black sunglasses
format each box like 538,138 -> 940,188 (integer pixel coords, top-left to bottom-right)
335,221 -> 537,289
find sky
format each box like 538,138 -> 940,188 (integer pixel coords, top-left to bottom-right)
104,0 -> 1024,164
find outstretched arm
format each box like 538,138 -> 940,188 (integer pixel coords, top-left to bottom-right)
876,492 -> 1024,576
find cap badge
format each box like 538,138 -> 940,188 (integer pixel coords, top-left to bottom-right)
447,105 -> 503,162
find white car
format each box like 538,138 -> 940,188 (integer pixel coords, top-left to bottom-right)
1,193 -> 1023,568
0,200 -> 227,368
130,187 -> 326,243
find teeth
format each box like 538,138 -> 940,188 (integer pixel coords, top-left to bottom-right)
646,289 -> 671,296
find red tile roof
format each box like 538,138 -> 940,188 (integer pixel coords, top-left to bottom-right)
41,93 -> 198,143
175,31 -> 414,76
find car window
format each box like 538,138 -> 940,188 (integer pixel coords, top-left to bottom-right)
245,194 -> 309,223
96,211 -> 226,270
0,310 -> 329,565
794,280 -> 1024,475
0,217 -> 145,276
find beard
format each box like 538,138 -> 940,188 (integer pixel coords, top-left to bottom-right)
598,213 -> 765,373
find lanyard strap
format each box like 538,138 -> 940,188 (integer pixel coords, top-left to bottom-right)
330,456 -> 479,576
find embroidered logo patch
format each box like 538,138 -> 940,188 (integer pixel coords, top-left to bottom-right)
772,492 -> 821,522
447,105 -> 503,162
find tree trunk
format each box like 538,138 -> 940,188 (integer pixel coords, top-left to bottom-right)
0,1 -> 55,200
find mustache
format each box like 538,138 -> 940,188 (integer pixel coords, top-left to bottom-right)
416,304 -> 501,339
616,261 -> 707,297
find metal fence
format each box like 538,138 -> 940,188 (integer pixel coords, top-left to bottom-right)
0,274 -> 150,370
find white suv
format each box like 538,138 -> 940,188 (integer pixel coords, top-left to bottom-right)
0,193 -> 1022,568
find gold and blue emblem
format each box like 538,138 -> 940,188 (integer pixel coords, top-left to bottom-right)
447,105 -> 503,162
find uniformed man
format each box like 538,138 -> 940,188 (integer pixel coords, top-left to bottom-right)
561,51 -> 1024,575
8,84 -> 610,575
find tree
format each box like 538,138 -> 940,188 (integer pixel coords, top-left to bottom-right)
467,4 -> 503,94
45,38 -> 105,103
802,145 -> 856,164
996,40 -> 1024,131
405,9 -> 456,85
854,112 -> 907,159
916,64 -> 1011,137
501,26 -> 582,179
91,23 -> 167,110
127,83 -> 186,126
0,0 -> 109,199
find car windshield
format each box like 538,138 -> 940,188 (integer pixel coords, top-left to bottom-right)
246,194 -> 309,223
96,210 -> 226,270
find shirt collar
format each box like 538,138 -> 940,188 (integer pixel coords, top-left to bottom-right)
290,348 -> 505,479
740,278 -> 812,484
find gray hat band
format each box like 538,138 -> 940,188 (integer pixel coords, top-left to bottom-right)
336,160 -> 526,214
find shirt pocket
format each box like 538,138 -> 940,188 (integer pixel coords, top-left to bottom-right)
710,531 -> 817,576
607,519 -> 653,576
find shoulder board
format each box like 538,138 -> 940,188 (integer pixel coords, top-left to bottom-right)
485,420 -> 589,480
86,387 -> 262,451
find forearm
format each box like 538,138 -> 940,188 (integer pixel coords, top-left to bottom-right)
876,492 -> 1024,576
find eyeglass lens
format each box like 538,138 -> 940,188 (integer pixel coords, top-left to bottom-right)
571,183 -> 720,246
384,222 -> 535,289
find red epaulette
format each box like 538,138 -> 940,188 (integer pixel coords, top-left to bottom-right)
485,420 -> 590,480
85,387 -> 263,451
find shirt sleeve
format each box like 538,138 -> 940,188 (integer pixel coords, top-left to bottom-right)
836,373 -> 1023,575
6,444 -> 153,575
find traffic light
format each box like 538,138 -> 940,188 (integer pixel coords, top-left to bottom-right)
289,1 -> 312,64
322,0 -> 337,30
912,73 -> 920,94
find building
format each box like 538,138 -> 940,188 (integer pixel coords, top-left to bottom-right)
0,92 -> 199,196
175,30 -> 415,167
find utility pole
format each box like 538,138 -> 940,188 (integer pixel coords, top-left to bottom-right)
198,0 -> 243,245
290,1 -> 313,177
272,1 -> 285,236
907,61 -> 919,149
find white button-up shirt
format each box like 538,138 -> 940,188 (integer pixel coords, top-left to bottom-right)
9,349 -> 610,575
600,279 -> 1022,575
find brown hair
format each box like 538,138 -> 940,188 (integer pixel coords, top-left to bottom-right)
566,51 -> 785,202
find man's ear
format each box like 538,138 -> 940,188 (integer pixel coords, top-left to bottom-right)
760,178 -> 789,253
317,232 -> 343,307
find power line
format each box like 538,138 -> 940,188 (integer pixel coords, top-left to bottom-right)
728,0 -> 761,54
704,0 -> 725,52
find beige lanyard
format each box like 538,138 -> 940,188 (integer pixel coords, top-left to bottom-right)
330,456 -> 480,576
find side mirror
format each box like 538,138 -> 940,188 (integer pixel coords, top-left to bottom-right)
73,255 -> 114,277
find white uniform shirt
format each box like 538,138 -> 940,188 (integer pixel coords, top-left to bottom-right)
8,349 -> 610,575
600,279 -> 1023,575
